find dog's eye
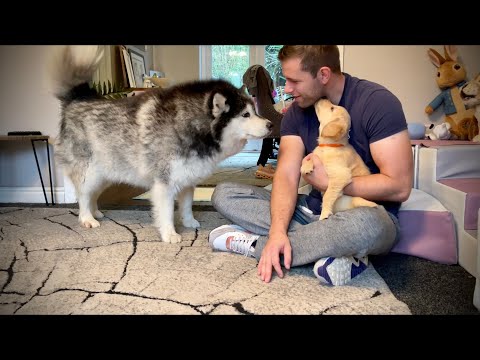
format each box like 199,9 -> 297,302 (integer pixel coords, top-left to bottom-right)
242,112 -> 250,118
330,106 -> 334,111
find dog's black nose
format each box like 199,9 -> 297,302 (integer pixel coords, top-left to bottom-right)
267,121 -> 273,130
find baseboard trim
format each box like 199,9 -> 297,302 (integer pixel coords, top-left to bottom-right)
0,187 -> 65,204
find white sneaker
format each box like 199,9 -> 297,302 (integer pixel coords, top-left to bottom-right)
313,256 -> 369,286
208,224 -> 259,257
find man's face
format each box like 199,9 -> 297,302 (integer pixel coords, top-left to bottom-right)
282,57 -> 323,108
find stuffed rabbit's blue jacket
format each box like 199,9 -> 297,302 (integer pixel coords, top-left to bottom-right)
428,80 -> 466,115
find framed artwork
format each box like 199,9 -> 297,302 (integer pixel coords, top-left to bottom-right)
129,48 -> 147,88
121,46 -> 136,87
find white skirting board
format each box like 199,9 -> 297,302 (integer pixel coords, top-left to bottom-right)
0,187 -> 65,204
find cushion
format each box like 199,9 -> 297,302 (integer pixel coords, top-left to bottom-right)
437,178 -> 480,230
393,188 -> 457,264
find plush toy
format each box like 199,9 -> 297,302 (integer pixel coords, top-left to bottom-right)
425,123 -> 455,140
460,73 -> 480,142
425,45 -> 476,140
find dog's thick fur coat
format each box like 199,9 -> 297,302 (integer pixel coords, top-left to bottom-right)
50,46 -> 272,243
301,99 -> 377,220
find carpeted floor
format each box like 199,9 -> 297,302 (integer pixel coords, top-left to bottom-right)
0,207 -> 412,315
1,203 -> 478,315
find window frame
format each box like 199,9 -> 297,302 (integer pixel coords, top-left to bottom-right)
199,45 -> 265,80
199,45 -> 344,81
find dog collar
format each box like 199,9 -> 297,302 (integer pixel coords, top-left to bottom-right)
318,144 -> 344,147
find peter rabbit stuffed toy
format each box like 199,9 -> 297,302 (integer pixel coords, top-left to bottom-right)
425,45 -> 476,140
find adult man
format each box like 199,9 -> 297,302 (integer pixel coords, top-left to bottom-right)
209,45 -> 413,285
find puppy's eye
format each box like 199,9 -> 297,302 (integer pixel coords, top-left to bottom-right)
330,106 -> 334,111
242,112 -> 250,118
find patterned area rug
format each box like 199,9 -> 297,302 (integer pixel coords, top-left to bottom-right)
0,207 -> 411,315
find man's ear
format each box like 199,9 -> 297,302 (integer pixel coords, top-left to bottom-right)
317,66 -> 331,85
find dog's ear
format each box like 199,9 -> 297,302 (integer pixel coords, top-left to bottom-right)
321,118 -> 347,140
212,93 -> 230,117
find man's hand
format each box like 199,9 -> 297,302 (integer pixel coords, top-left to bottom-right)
258,232 -> 292,283
301,154 -> 329,191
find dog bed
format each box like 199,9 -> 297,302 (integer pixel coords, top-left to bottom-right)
392,188 -> 457,264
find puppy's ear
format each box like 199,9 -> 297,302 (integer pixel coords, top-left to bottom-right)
212,93 -> 230,117
321,118 -> 347,140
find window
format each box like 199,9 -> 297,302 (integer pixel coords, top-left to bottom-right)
200,45 -> 267,85
200,45 -> 343,101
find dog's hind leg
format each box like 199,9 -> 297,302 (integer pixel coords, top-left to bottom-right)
333,195 -> 377,213
177,186 -> 200,228
320,168 -> 351,220
151,180 -> 182,243
71,164 -> 105,228
350,196 -> 377,209
90,181 -> 110,219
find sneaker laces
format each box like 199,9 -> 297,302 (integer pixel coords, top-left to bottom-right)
229,233 -> 257,257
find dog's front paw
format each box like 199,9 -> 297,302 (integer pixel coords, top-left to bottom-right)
80,217 -> 100,228
300,163 -> 313,175
162,230 -> 182,243
182,217 -> 200,228
319,211 -> 332,220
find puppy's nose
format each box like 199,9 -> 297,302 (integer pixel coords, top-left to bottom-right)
266,121 -> 273,130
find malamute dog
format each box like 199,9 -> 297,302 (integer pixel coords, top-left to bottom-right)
49,46 -> 272,243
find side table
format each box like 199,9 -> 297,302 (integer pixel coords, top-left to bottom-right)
0,135 -> 54,205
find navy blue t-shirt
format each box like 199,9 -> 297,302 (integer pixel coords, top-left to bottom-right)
281,73 -> 407,218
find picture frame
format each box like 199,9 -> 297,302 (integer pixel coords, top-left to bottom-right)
121,46 -> 136,88
129,48 -> 147,88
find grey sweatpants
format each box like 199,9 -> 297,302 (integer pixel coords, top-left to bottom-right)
211,182 -> 400,267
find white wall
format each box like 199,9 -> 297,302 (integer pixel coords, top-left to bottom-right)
1,45 -> 479,203
0,45 -> 64,203
153,46 -> 199,84
343,45 -> 480,124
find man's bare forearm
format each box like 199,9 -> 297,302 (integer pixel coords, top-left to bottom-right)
343,173 -> 411,203
270,175 -> 299,235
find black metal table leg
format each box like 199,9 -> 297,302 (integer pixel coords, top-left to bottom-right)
31,139 -> 49,206
45,139 -> 55,205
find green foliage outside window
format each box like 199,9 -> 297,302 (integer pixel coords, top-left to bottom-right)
211,45 -> 250,88
264,45 -> 285,87
211,45 -> 286,99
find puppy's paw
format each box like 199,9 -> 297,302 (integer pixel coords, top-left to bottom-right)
80,217 -> 100,228
319,211 -> 332,220
94,210 -> 104,219
182,217 -> 200,228
162,230 -> 182,243
300,163 -> 313,175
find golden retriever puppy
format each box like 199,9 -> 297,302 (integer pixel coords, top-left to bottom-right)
301,98 -> 377,220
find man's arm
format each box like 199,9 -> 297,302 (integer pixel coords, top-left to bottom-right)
305,129 -> 413,202
257,135 -> 304,283
345,129 -> 413,202
270,135 -> 304,234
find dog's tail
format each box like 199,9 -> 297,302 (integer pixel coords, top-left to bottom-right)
48,45 -> 104,102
